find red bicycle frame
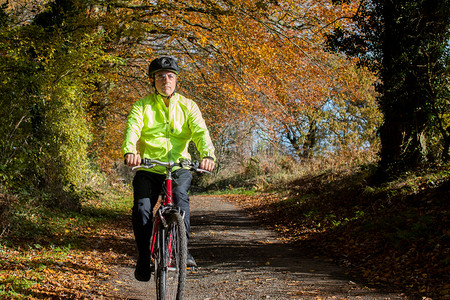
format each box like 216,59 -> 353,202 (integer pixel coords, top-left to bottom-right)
150,168 -> 176,261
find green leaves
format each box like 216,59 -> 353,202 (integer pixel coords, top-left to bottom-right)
0,0 -> 122,208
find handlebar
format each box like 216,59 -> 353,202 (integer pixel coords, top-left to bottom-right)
131,158 -> 211,174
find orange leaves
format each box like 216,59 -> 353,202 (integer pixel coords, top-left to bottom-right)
87,0 -> 380,164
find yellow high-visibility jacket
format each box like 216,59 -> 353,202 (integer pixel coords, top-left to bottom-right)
122,93 -> 216,174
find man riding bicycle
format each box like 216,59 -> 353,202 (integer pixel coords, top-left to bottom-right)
122,56 -> 216,282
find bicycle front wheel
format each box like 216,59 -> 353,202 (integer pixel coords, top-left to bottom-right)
156,212 -> 187,300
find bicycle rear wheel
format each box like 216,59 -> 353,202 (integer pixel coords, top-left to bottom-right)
155,212 -> 187,300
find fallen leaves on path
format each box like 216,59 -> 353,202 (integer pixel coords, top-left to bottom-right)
221,167 -> 450,300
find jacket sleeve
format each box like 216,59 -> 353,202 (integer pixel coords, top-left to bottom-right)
188,101 -> 216,160
122,99 -> 144,156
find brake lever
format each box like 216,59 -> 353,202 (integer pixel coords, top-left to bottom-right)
194,168 -> 211,174
132,164 -> 155,171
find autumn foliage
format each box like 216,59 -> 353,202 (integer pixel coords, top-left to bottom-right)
93,0 -> 379,168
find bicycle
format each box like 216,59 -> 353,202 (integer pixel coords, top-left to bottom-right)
132,158 -> 210,300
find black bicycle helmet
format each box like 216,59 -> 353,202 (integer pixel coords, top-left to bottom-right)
148,56 -> 180,76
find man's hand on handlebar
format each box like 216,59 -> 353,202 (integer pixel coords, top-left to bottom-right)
125,155 -> 214,173
200,157 -> 215,172
125,153 -> 141,167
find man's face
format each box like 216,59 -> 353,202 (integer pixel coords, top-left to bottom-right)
153,70 -> 177,97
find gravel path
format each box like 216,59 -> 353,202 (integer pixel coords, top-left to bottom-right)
110,195 -> 405,299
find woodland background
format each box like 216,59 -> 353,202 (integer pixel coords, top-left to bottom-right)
0,0 -> 449,299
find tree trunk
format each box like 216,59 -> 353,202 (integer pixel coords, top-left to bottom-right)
376,0 -> 446,176
301,119 -> 317,159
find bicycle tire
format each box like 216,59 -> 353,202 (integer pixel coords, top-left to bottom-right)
154,220 -> 163,299
155,212 -> 187,300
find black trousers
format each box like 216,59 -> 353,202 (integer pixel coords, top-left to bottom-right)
132,169 -> 193,261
